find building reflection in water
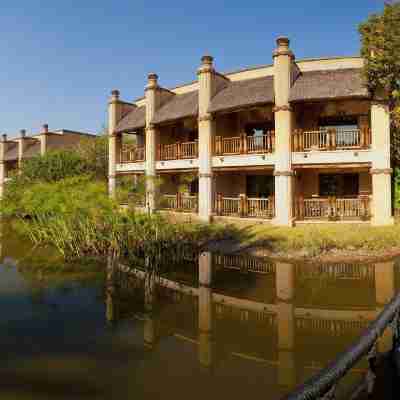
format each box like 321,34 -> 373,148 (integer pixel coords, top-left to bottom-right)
105,252 -> 398,394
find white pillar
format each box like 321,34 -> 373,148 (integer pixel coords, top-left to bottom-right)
0,134 -> 8,199
370,102 -> 394,226
17,129 -> 28,171
145,74 -> 159,213
272,37 -> 295,227
39,124 -> 49,156
197,56 -> 215,223
108,90 -> 123,198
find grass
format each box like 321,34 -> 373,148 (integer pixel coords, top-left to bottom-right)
211,222 -> 400,258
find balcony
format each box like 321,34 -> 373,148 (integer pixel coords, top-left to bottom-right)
295,196 -> 371,221
214,132 -> 275,156
158,141 -> 198,161
292,128 -> 371,152
214,195 -> 275,219
120,144 -> 145,163
160,193 -> 198,213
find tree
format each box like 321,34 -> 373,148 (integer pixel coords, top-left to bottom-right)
359,2 -> 400,166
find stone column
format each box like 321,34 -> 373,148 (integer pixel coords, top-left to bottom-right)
108,90 -> 123,198
198,252 -> 213,368
145,74 -> 160,213
370,101 -> 394,225
17,129 -> 28,171
276,262 -> 296,388
273,37 -> 295,227
0,134 -> 8,199
39,124 -> 49,156
197,56 -> 215,223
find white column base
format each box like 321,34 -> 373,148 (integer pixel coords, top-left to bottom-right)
145,175 -> 156,214
371,172 -> 394,226
108,176 -> 116,198
273,174 -> 294,227
198,175 -> 213,223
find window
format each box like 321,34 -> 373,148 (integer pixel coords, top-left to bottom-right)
246,175 -> 274,198
319,174 -> 359,197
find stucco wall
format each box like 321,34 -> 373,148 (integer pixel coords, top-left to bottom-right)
215,173 -> 246,196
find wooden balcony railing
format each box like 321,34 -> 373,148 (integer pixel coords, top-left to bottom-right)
292,128 -> 371,152
215,194 -> 275,219
214,132 -> 275,156
120,144 -> 145,163
160,193 -> 198,212
158,141 -> 198,161
295,196 -> 371,220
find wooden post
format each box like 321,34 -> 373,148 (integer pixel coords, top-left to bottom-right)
271,130 -> 276,152
176,142 -> 181,160
269,196 -> 275,218
157,144 -> 161,161
293,130 -> 298,152
239,194 -> 246,217
298,129 -> 303,152
329,128 -> 336,150
217,193 -> 223,215
298,195 -> 304,220
215,136 -> 221,155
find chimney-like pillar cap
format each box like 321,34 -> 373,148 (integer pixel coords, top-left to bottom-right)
273,36 -> 294,59
20,129 -> 26,138
201,55 -> 214,65
1,134 -> 7,142
276,36 -> 290,47
145,73 -> 159,91
42,124 -> 49,133
110,89 -> 120,102
147,73 -> 158,81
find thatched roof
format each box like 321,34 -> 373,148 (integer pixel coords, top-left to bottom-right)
4,131 -> 96,162
208,76 -> 274,113
289,68 -> 369,102
153,91 -> 198,124
115,106 -> 146,133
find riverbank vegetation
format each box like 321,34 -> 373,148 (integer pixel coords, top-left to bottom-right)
215,222 -> 400,261
0,139 -> 233,266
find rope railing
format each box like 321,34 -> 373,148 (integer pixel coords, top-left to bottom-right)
282,292 -> 400,400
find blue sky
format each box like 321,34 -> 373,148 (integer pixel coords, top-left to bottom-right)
0,1 -> 386,136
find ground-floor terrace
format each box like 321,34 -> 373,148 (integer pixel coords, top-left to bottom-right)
120,164 -> 376,223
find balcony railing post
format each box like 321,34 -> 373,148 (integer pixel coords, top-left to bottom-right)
269,196 -> 275,218
215,136 -> 221,155
217,193 -> 223,215
329,128 -> 336,151
298,129 -> 304,152
239,194 -> 247,217
240,134 -> 246,154
293,130 -> 298,152
329,196 -> 338,220
271,130 -> 276,152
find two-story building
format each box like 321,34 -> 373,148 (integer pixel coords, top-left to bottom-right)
0,124 -> 95,197
108,37 -> 394,226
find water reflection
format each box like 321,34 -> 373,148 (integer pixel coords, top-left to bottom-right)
0,224 -> 398,400
106,253 -> 398,398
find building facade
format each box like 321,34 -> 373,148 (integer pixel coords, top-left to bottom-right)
108,37 -> 394,226
0,124 -> 94,196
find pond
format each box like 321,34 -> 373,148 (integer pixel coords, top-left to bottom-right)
0,224 -> 399,399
